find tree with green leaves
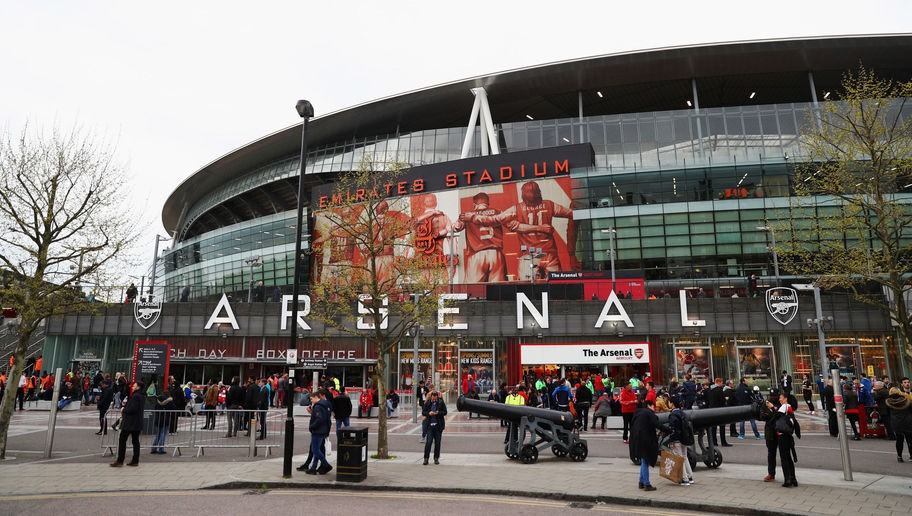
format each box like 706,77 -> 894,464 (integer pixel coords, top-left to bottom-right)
309,156 -> 451,459
775,66 -> 912,374
0,124 -> 139,459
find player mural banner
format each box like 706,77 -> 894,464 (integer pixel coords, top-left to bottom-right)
312,176 -> 580,288
738,346 -> 774,379
459,350 -> 494,395
825,345 -> 859,374
674,346 -> 712,381
399,350 -> 434,389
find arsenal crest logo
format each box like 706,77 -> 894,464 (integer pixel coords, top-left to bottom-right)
134,299 -> 163,329
634,348 -> 644,359
765,287 -> 799,325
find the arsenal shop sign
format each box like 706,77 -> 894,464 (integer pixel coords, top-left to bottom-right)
520,343 -> 650,365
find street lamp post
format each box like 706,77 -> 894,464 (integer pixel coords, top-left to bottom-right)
601,228 -> 617,293
448,229 -> 456,293
284,99 -> 314,478
148,234 -> 172,300
756,226 -> 779,286
411,319 -> 421,424
245,256 -> 262,302
795,281 -> 852,481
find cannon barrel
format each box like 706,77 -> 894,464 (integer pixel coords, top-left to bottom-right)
457,396 -> 575,430
657,404 -> 761,428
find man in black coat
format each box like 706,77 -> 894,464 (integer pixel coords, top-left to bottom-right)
331,386 -> 353,439
422,390 -> 448,465
630,399 -> 671,491
781,370 -> 793,396
111,381 -> 145,467
823,378 -> 838,437
734,378 -> 761,439
96,380 -> 114,435
243,378 -> 259,436
703,378 -> 731,446
759,388 -> 780,482
256,379 -> 270,440
224,376 -> 245,438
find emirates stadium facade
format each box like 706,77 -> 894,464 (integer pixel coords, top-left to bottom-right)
43,34 -> 912,396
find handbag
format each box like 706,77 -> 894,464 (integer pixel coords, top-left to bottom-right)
659,450 -> 684,483
774,414 -> 794,435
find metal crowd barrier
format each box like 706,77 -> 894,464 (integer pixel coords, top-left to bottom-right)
100,408 -> 285,459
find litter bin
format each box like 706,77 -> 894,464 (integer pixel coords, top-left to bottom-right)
337,427 -> 368,482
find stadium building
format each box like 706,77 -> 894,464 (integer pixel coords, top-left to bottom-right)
41,34 -> 912,397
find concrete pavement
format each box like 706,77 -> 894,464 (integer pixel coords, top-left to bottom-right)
2,448 -> 911,515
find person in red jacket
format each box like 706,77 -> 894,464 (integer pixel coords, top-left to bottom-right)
620,382 -> 639,443
645,382 -> 657,404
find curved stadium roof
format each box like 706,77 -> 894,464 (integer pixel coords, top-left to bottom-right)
162,33 -> 912,239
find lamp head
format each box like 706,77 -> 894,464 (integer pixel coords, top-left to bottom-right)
295,99 -> 314,118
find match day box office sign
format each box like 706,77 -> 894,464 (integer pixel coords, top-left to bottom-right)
520,343 -> 650,365
248,339 -> 375,361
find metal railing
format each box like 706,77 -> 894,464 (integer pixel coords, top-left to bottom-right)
100,408 -> 286,458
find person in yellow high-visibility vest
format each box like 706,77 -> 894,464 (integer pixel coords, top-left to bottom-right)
504,385 -> 525,445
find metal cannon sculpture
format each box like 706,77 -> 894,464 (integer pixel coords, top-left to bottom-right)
457,395 -> 587,464
630,403 -> 762,469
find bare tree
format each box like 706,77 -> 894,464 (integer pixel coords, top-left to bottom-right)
0,124 -> 140,458
776,66 -> 912,373
309,156 -> 450,459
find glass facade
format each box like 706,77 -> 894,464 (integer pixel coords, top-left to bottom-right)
161,99 -> 910,299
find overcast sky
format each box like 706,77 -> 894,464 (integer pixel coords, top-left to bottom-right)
2,0 -> 909,280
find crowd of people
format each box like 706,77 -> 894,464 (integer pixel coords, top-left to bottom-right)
471,370 -> 912,490
6,357 -> 911,486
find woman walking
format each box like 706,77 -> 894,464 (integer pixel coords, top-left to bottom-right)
885,387 -> 912,462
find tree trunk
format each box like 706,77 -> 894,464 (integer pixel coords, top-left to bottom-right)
0,334 -> 28,460
375,355 -> 389,459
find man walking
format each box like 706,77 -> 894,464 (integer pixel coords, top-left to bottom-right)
305,389 -> 333,475
422,390 -> 448,465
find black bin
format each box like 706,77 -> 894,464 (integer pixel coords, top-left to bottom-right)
336,427 -> 368,482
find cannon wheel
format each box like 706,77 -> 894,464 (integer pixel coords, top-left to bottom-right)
551,444 -> 568,457
519,444 -> 539,464
569,442 -> 588,462
703,447 -> 723,468
504,444 -> 518,460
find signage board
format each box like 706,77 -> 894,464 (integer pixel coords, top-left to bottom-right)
131,340 -> 170,383
520,342 -> 650,365
300,358 -> 327,370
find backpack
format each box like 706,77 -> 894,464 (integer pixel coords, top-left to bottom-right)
673,410 -> 695,446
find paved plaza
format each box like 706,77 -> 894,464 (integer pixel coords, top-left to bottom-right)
1,408 -> 911,515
